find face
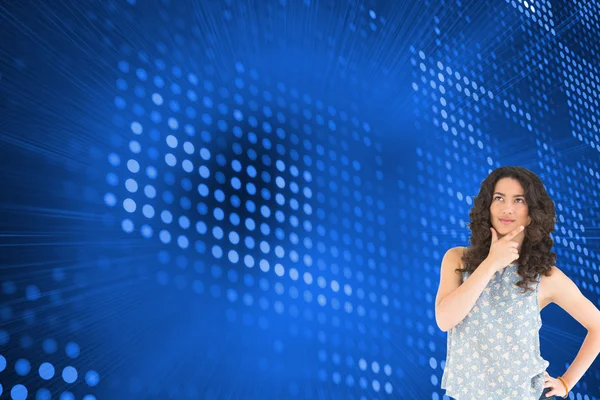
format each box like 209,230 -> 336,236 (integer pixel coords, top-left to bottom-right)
489,177 -> 532,236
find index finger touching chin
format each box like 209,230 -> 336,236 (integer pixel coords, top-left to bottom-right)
506,225 -> 524,239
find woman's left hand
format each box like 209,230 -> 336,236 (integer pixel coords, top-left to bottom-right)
543,371 -> 568,398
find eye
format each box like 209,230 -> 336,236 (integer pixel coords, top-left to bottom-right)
494,196 -> 503,201
516,198 -> 525,203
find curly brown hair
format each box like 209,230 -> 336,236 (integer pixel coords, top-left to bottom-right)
458,166 -> 557,293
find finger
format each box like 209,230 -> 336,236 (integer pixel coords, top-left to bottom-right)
490,227 -> 498,244
502,225 -> 524,241
508,241 -> 519,248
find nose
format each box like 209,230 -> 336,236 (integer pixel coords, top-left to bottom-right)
501,203 -> 515,215
502,208 -> 514,216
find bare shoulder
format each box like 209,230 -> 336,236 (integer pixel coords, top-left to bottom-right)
539,265 -> 569,293
443,246 -> 464,261
452,246 -> 467,269
538,266 -> 562,309
442,246 -> 467,275
435,246 -> 467,307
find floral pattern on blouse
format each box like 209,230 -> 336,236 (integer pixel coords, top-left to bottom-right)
441,264 -> 550,400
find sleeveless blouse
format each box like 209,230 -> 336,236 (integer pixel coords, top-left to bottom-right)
441,263 -> 549,400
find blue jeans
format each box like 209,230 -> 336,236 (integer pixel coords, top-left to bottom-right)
539,387 -> 556,400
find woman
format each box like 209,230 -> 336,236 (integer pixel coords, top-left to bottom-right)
435,166 -> 600,399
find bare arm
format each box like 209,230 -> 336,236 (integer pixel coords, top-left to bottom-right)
435,249 -> 498,332
542,266 -> 600,395
435,226 -> 524,332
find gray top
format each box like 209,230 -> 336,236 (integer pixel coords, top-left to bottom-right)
441,263 -> 549,400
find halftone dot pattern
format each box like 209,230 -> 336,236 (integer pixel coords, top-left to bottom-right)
539,153 -> 600,316
491,4 -> 600,329
104,38 -> 414,395
15,358 -> 31,376
85,370 -> 100,387
434,0 -> 564,125
523,49 -> 592,400
0,0 -> 595,398
39,362 -> 55,380
60,392 -> 75,400
0,292 -> 93,398
0,0 -> 592,398
36,389 -> 51,400
0,352 -> 91,398
65,341 -> 80,358
410,1 -> 600,396
11,384 -> 27,400
410,2 -> 600,398
409,46 -> 502,220
107,55 -> 386,271
551,0 -> 600,67
505,0 -> 556,35
62,365 -> 78,384
558,43 -> 600,152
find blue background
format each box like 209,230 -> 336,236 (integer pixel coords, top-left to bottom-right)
1,0 -> 600,399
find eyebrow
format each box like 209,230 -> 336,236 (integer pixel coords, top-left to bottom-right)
493,192 -> 525,197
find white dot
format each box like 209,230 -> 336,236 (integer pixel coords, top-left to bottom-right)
166,135 -> 178,148
131,122 -> 143,135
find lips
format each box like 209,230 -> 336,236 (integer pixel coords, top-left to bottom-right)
499,219 -> 514,223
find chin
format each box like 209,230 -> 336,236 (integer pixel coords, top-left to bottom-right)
495,224 -> 513,233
